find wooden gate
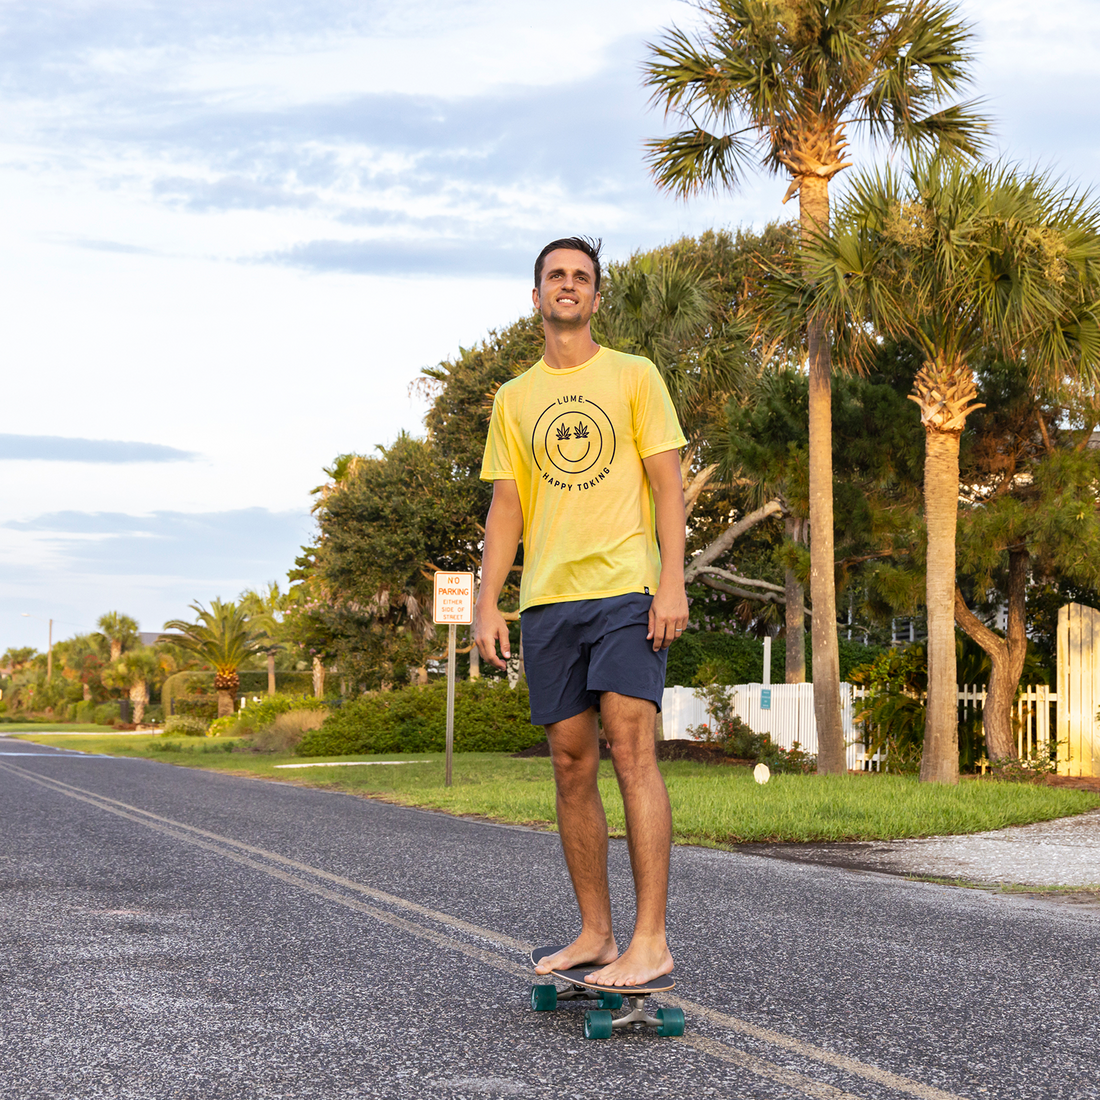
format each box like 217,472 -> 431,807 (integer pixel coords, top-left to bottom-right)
1057,603 -> 1100,777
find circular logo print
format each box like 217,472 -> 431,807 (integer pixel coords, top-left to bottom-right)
531,400 -> 616,477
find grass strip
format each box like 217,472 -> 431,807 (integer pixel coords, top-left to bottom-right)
11,733 -> 1099,845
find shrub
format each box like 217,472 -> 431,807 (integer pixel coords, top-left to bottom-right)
254,709 -> 329,753
164,715 -> 209,736
686,681 -> 816,773
207,694 -> 329,738
172,698 -> 219,721
298,679 -> 541,756
74,701 -> 97,724
93,702 -> 121,726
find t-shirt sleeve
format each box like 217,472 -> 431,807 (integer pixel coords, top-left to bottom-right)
479,391 -> 515,480
633,361 -> 688,458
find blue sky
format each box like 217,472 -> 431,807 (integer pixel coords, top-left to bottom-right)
1,0 -> 1098,651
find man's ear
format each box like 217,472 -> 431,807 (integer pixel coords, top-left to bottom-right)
531,287 -> 540,310
592,290 -> 601,313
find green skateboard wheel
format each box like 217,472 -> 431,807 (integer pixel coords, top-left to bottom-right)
584,1010 -> 614,1040
530,984 -> 557,1011
656,1006 -> 685,1036
597,992 -> 623,1010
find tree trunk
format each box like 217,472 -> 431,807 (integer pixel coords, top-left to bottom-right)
784,514 -> 807,683
799,174 -> 845,773
469,640 -> 480,680
920,426 -> 962,784
312,656 -> 325,698
267,652 -> 276,696
954,550 -> 1029,762
129,682 -> 148,725
216,689 -> 234,719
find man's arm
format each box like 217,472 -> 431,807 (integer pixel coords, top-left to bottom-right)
642,449 -> 689,651
473,478 -> 524,670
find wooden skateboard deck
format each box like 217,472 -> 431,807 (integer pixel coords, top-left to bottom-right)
531,945 -> 676,993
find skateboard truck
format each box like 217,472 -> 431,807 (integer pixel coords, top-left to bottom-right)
529,945 -> 685,1040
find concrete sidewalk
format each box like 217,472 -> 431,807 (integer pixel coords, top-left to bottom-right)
747,807 -> 1100,889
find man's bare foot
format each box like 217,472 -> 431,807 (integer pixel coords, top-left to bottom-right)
585,937 -> 673,987
534,931 -> 618,975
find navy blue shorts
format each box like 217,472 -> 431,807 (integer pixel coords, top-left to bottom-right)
520,593 -> 669,727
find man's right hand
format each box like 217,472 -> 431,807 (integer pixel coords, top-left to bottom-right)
474,603 -> 512,670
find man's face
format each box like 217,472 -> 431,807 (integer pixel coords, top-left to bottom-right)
533,249 -> 601,329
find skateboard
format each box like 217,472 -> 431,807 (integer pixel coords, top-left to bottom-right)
528,945 -> 684,1039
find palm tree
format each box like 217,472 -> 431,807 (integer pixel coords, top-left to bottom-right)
239,583 -> 293,695
803,155 -> 1100,781
96,611 -> 139,662
101,647 -> 161,724
643,0 -> 988,772
161,600 -> 265,718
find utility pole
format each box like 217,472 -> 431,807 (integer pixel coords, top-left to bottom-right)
47,618 -> 53,680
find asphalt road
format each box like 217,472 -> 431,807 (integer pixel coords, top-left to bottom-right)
1,737 -> 1097,1100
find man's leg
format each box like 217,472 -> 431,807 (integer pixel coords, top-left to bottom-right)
584,692 -> 673,987
532,706 -> 619,975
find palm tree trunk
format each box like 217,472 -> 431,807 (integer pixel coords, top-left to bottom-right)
784,514 -> 806,683
312,656 -> 325,698
954,550 -> 1028,762
920,425 -> 961,783
216,689 -> 235,719
800,174 -> 845,773
267,652 -> 276,696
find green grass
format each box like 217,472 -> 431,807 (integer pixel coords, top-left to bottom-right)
12,733 -> 1100,844
1,723 -> 118,733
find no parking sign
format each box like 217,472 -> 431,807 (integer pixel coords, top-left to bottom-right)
433,572 -> 474,787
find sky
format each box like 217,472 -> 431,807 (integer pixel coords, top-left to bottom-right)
1,0 -> 1098,652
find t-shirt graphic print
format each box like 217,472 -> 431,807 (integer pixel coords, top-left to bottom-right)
480,346 -> 686,610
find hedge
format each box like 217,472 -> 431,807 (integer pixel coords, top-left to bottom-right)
298,679 -> 541,757
161,670 -> 315,717
665,631 -> 886,687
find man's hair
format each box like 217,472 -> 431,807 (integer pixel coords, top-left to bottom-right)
534,236 -> 603,291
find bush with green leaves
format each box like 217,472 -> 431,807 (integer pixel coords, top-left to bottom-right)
93,702 -> 121,725
164,715 -> 209,736
686,679 -> 816,773
207,694 -> 330,738
298,679 -> 540,756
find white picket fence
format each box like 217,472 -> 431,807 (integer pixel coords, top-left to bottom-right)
661,682 -> 1058,769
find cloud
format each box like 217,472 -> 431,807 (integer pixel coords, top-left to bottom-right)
2,508 -> 313,580
266,237 -> 533,278
0,434 -> 198,463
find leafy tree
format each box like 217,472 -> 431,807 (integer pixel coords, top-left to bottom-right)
806,156 -> 1100,781
299,433 -> 484,690
643,0 -> 988,772
161,600 -> 265,718
955,367 -> 1100,760
95,612 -> 140,662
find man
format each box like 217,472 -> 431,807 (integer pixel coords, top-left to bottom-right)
474,236 -> 688,988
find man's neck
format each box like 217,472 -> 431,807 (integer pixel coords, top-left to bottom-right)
542,323 -> 600,371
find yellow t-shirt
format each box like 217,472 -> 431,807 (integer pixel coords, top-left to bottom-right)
480,345 -> 687,610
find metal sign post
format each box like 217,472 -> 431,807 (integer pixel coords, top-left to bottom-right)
433,572 -> 474,787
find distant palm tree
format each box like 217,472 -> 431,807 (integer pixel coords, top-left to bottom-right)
240,583 -> 293,695
643,0 -> 988,772
803,156 -> 1100,781
102,647 -> 161,724
161,600 -> 265,718
96,611 -> 139,662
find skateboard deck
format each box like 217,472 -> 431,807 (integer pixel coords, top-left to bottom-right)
530,945 -> 676,993
529,945 -> 682,1039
